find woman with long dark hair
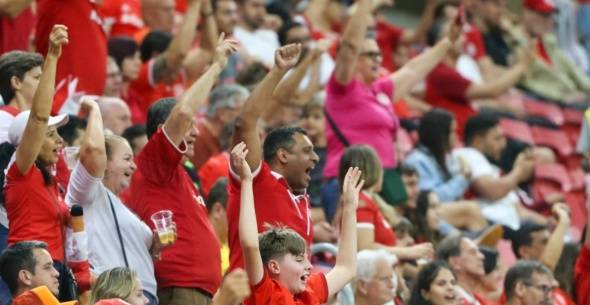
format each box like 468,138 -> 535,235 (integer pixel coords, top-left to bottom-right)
408,260 -> 458,305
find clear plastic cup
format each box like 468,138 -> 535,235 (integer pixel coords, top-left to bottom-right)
150,210 -> 175,245
64,146 -> 80,170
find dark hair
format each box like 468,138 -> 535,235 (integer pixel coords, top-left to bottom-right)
408,190 -> 439,244
108,37 -> 138,68
146,98 -> 176,139
436,233 -> 464,262
426,17 -> 445,47
262,126 -> 307,163
206,178 -> 229,211
463,113 -> 500,146
554,243 -> 579,296
395,217 -> 414,236
409,260 -> 455,305
259,226 -> 306,264
0,51 -> 44,103
504,260 -> 552,301
278,21 -> 304,46
140,30 -> 172,62
122,124 -> 147,152
399,163 -> 418,177
0,142 -> 16,204
236,62 -> 269,90
479,246 -> 499,274
58,115 -> 88,146
509,221 -> 546,258
0,240 -> 49,295
418,109 -> 454,177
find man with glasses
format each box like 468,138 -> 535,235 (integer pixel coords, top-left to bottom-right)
504,260 -> 555,305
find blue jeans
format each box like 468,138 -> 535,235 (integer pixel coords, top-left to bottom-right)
577,4 -> 590,73
320,179 -> 340,223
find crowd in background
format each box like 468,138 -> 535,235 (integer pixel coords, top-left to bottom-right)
0,0 -> 589,305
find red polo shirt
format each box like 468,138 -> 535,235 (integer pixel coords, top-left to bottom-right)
227,162 -> 314,272
244,271 -> 328,305
35,0 -> 106,98
4,164 -> 69,262
357,192 -> 396,246
126,128 -> 221,294
575,245 -> 590,305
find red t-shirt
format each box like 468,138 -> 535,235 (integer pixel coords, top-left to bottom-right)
376,20 -> 404,72
244,271 -> 328,305
129,59 -> 186,118
4,164 -> 69,261
126,128 -> 221,294
575,245 -> 590,305
100,0 -> 144,38
357,192 -> 396,246
35,0 -> 107,99
227,162 -> 314,272
464,24 -> 487,60
425,63 -> 475,137
0,8 -> 35,53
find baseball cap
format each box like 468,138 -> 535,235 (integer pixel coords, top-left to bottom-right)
94,299 -> 132,305
11,286 -> 77,305
8,110 -> 68,146
524,0 -> 556,14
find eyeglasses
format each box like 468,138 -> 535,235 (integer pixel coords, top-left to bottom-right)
524,282 -> 556,295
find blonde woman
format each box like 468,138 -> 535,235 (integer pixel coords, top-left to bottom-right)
90,267 -> 148,305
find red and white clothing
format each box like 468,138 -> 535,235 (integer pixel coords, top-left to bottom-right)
0,105 -> 20,143
227,162 -> 314,272
0,8 -> 35,53
100,0 -> 144,38
575,245 -> 590,305
4,164 -> 69,261
464,24 -> 487,60
35,0 -> 107,106
244,271 -> 328,305
357,192 -> 396,246
126,128 -> 221,295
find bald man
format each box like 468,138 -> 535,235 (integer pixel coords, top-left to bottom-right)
141,0 -> 175,33
99,97 -> 132,135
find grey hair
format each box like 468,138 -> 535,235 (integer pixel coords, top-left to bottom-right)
207,84 -> 249,118
356,249 -> 398,281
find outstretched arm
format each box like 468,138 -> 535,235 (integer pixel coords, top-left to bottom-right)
540,203 -> 570,271
232,142 -> 264,285
231,44 -> 302,170
16,25 -> 68,174
78,98 -> 106,178
163,35 -> 237,146
326,167 -> 363,296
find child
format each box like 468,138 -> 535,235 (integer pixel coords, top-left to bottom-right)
230,142 -> 363,305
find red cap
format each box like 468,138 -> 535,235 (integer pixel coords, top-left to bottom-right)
524,0 -> 556,14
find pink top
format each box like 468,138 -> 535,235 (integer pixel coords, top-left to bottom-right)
324,74 -> 398,178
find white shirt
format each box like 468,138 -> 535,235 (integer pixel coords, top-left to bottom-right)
453,147 -> 521,230
233,26 -> 280,67
66,161 -> 157,296
286,52 -> 335,91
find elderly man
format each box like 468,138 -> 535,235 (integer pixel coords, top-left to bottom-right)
98,97 -> 132,135
354,249 -> 401,305
504,260 -> 555,305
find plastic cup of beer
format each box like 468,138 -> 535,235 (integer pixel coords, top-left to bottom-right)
151,210 -> 175,245
64,146 -> 80,170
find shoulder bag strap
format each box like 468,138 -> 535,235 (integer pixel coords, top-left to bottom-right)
106,192 -> 129,267
323,108 -> 350,147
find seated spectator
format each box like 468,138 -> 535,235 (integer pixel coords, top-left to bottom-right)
89,267 -> 148,305
474,246 -> 503,303
98,97 -> 132,136
394,218 -> 416,247
0,51 -> 43,143
339,145 -> 434,261
205,178 -> 230,274
452,113 -> 545,231
408,260 -> 459,305
107,37 -> 143,124
436,234 -> 490,305
121,124 -> 148,156
503,260 -> 556,305
103,57 -> 123,98
354,249 -> 401,305
191,84 -> 248,172
407,190 -> 442,245
233,0 -> 280,67
0,241 -> 59,297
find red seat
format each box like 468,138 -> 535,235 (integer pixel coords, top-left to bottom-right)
569,168 -> 586,191
564,191 -> 587,235
534,164 -> 572,192
531,126 -> 573,157
563,107 -> 584,125
499,118 -> 534,144
524,98 -> 565,126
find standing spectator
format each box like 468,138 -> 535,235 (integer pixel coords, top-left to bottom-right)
503,260 -> 556,305
107,37 -> 143,124
1,24 -> 70,296
100,0 -> 144,38
0,0 -> 35,54
205,178 -> 230,274
322,0 -> 459,218
0,51 -> 43,143
103,57 -> 124,98
408,260 -> 459,305
226,44 -> 319,271
233,0 -> 280,67
98,97 -> 132,136
141,0 -> 175,34
89,267 -> 149,305
35,0 -> 107,109
212,0 -> 243,83
121,124 -> 148,156
125,36 -> 237,305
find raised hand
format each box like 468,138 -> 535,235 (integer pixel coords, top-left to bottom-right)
78,96 -> 99,116
47,24 -> 69,59
275,43 -> 302,70
231,142 -> 252,181
213,32 -> 239,69
552,203 -> 571,225
342,167 -> 364,209
213,269 -> 251,305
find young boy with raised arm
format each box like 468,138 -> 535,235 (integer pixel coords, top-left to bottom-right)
230,141 -> 363,305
